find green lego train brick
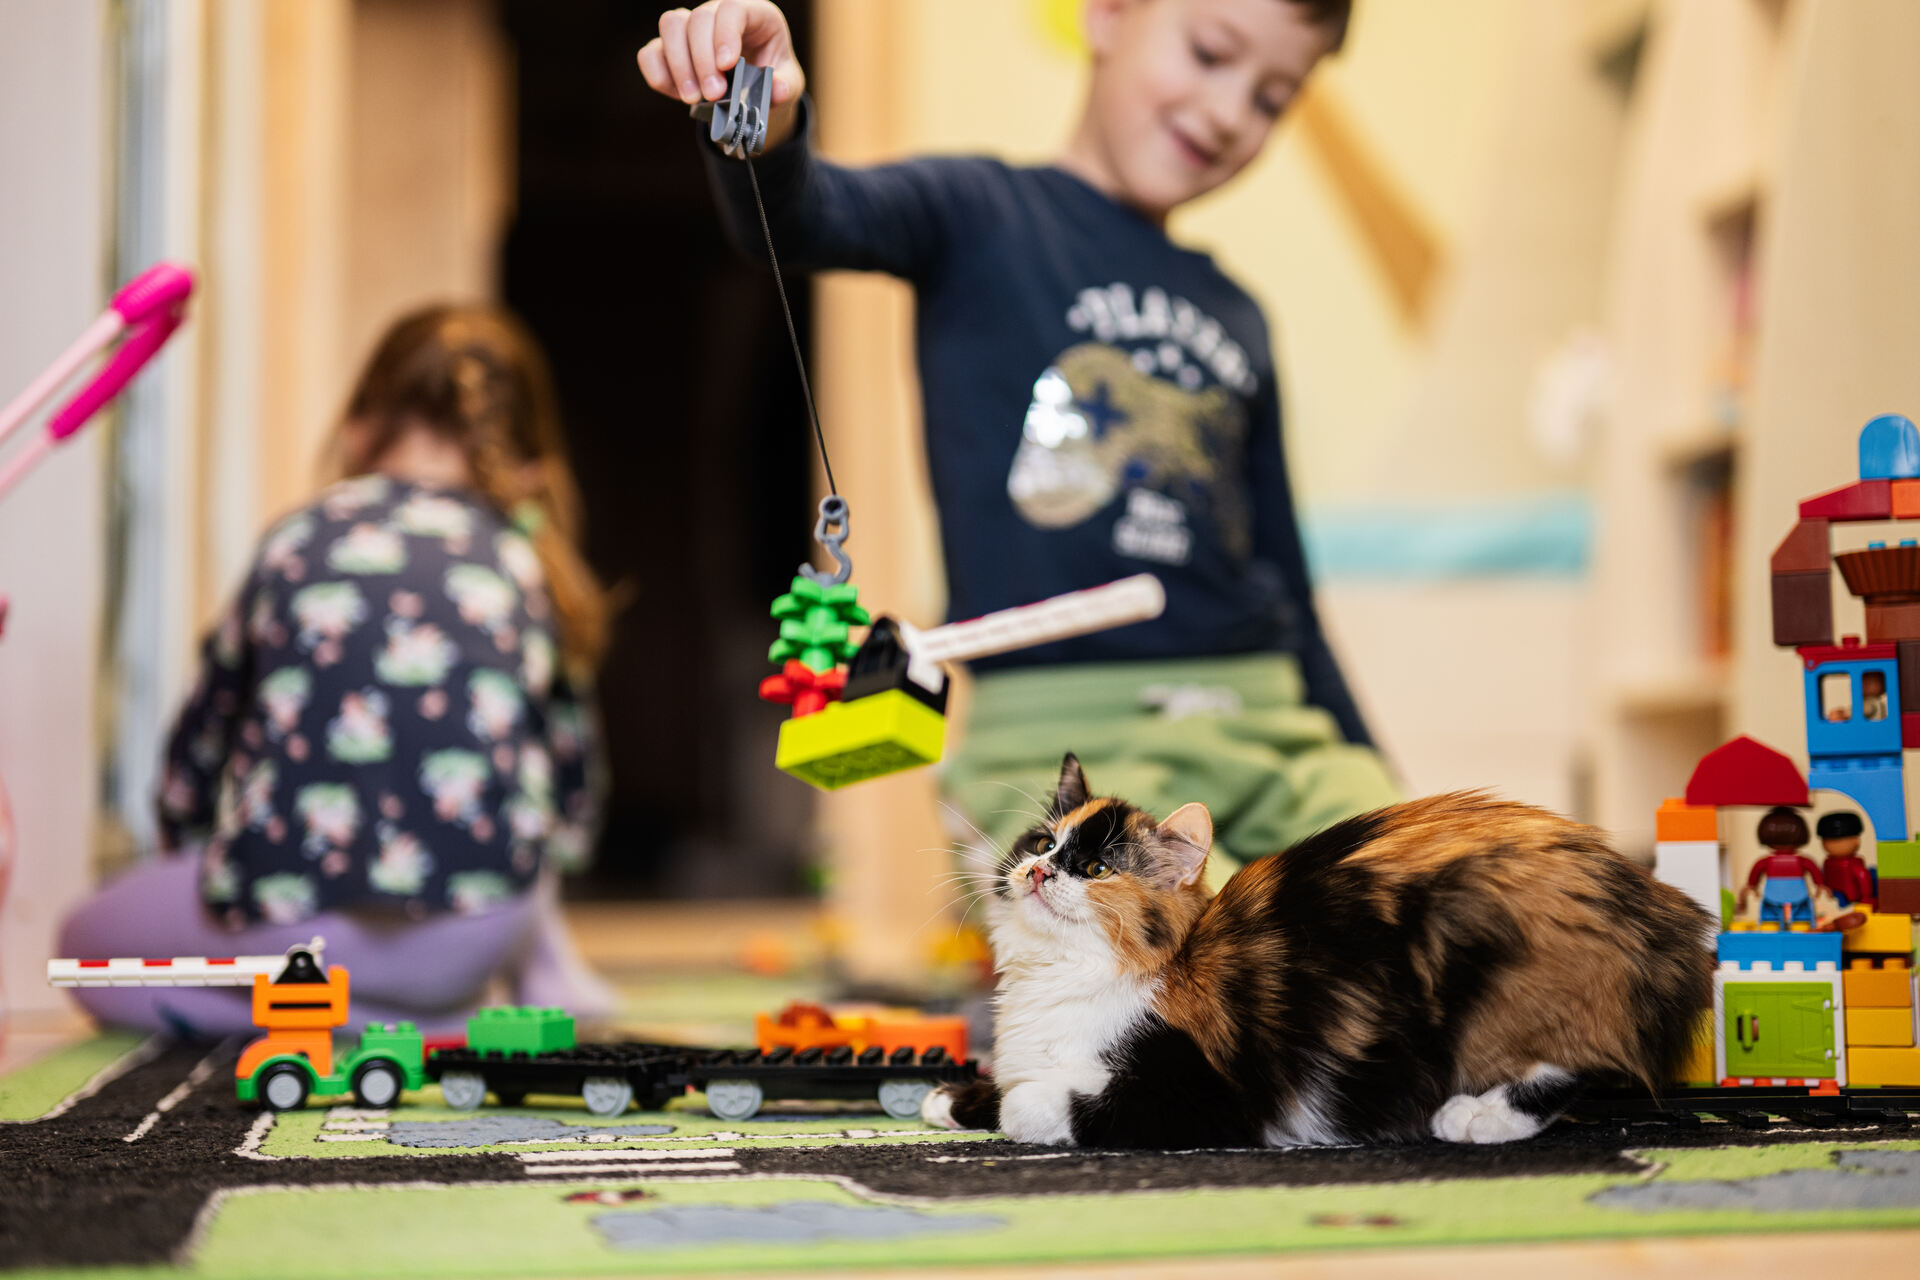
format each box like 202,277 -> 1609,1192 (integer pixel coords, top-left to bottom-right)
466,1006 -> 577,1056
1878,838 -> 1920,880
775,690 -> 947,791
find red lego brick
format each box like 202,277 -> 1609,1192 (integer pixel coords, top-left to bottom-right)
1868,601 -> 1920,643
1773,571 -> 1833,648
1772,517 -> 1832,573
1800,479 -> 1892,520
1879,878 -> 1920,915
1685,735 -> 1810,807
1798,637 -> 1896,667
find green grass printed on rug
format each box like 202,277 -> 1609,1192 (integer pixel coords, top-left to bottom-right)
0,1032 -> 146,1122
178,1139 -> 1920,1278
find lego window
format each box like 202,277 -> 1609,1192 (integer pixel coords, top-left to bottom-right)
1862,669 -> 1890,721
1820,672 -> 1852,722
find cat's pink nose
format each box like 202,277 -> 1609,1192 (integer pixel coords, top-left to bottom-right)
1029,863 -> 1053,891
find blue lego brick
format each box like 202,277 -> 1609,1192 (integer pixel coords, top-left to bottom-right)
1804,659 -> 1903,758
1859,413 -> 1920,480
1808,754 -> 1908,843
1718,931 -> 1843,969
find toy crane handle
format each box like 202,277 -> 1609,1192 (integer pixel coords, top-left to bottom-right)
691,60 -> 773,159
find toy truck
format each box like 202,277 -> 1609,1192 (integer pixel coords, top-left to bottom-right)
48,939 -> 426,1111
425,1004 -> 979,1121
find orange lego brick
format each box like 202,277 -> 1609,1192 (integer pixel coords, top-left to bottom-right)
1846,1005 -> 1916,1047
1844,961 -> 1915,1007
1847,1045 -> 1920,1086
1894,478 -> 1920,518
1655,797 -> 1717,842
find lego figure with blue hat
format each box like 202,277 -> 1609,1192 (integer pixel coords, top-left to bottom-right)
1737,806 -> 1828,928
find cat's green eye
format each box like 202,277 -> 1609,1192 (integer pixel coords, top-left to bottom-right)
1084,858 -> 1113,879
1039,837 -> 1056,853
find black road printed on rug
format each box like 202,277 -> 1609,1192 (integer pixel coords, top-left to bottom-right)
2,1039 -> 1916,1269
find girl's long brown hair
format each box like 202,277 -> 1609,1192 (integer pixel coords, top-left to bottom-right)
329,304 -> 608,673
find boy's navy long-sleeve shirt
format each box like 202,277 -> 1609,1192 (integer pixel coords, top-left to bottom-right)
703,102 -> 1374,746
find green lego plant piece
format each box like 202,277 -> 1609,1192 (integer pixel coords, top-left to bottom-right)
768,575 -> 869,673
775,689 -> 947,790
1878,838 -> 1920,880
466,1006 -> 577,1056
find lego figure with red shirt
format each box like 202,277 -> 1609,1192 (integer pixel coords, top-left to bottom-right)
1817,810 -> 1875,909
1736,807 -> 1826,928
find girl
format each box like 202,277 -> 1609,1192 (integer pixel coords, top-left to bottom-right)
59,304 -> 615,1035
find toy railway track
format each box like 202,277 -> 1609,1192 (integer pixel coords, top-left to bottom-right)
1566,1085 -> 1920,1127
426,1040 -> 979,1122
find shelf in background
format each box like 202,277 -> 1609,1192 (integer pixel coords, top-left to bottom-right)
1611,663 -> 1730,718
1659,424 -> 1743,471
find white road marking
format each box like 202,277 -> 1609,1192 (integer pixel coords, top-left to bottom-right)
519,1147 -> 736,1162
315,1133 -> 387,1142
234,1110 -> 277,1161
123,1048 -> 223,1143
520,1161 -> 742,1176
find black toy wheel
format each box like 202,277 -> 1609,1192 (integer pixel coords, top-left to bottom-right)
493,1090 -> 526,1107
258,1063 -> 311,1112
352,1059 -> 404,1108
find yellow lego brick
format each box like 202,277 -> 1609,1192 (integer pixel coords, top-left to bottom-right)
1844,962 -> 1915,1008
1842,910 -> 1916,957
774,690 -> 946,791
1847,1045 -> 1920,1086
1845,1005 -> 1916,1047
1671,1013 -> 1716,1085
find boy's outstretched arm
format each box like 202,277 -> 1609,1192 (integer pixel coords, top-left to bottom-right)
637,0 -> 976,282
1246,378 -> 1377,751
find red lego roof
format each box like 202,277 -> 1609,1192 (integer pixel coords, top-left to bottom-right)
1797,637 -> 1897,667
1684,735 -> 1810,807
1799,479 -> 1892,521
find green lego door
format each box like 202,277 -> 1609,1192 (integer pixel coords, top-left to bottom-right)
1723,983 -> 1836,1079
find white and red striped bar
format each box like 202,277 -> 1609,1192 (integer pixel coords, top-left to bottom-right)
912,574 -> 1166,666
47,953 -> 285,988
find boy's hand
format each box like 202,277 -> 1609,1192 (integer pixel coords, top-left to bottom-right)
638,2 -> 806,152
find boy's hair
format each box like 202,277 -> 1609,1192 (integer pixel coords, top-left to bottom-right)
1291,0 -> 1352,51
331,304 -> 609,673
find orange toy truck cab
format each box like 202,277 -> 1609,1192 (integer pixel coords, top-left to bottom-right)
234,962 -> 351,1084
755,1001 -> 968,1061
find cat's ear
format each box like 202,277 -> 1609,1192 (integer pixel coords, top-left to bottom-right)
1157,802 -> 1213,888
1052,752 -> 1089,815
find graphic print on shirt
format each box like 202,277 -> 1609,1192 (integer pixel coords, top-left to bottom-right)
1007,283 -> 1255,566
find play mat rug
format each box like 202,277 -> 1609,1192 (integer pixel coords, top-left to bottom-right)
2,1030 -> 1918,1278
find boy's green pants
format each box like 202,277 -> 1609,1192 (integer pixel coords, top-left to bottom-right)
940,653 -> 1401,891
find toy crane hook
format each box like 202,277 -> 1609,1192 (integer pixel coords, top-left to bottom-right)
800,494 -> 853,586
691,59 -> 773,159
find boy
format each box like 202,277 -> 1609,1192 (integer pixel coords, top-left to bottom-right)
640,0 -> 1395,880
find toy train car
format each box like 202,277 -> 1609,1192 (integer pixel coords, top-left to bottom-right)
424,1005 -> 980,1121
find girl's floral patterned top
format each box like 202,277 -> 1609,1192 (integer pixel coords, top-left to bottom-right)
159,475 -> 601,926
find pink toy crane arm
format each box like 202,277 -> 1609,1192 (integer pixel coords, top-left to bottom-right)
0,263 -> 194,501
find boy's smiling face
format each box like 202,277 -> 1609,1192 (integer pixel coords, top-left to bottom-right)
1077,0 -> 1336,220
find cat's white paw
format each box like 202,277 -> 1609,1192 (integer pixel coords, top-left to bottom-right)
998,1080 -> 1079,1146
921,1086 -> 960,1130
1430,1088 -> 1547,1144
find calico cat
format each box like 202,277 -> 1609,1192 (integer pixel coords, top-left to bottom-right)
924,754 -> 1716,1148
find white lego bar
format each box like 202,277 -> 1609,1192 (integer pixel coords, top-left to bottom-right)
912,574 -> 1166,666
47,939 -> 323,987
